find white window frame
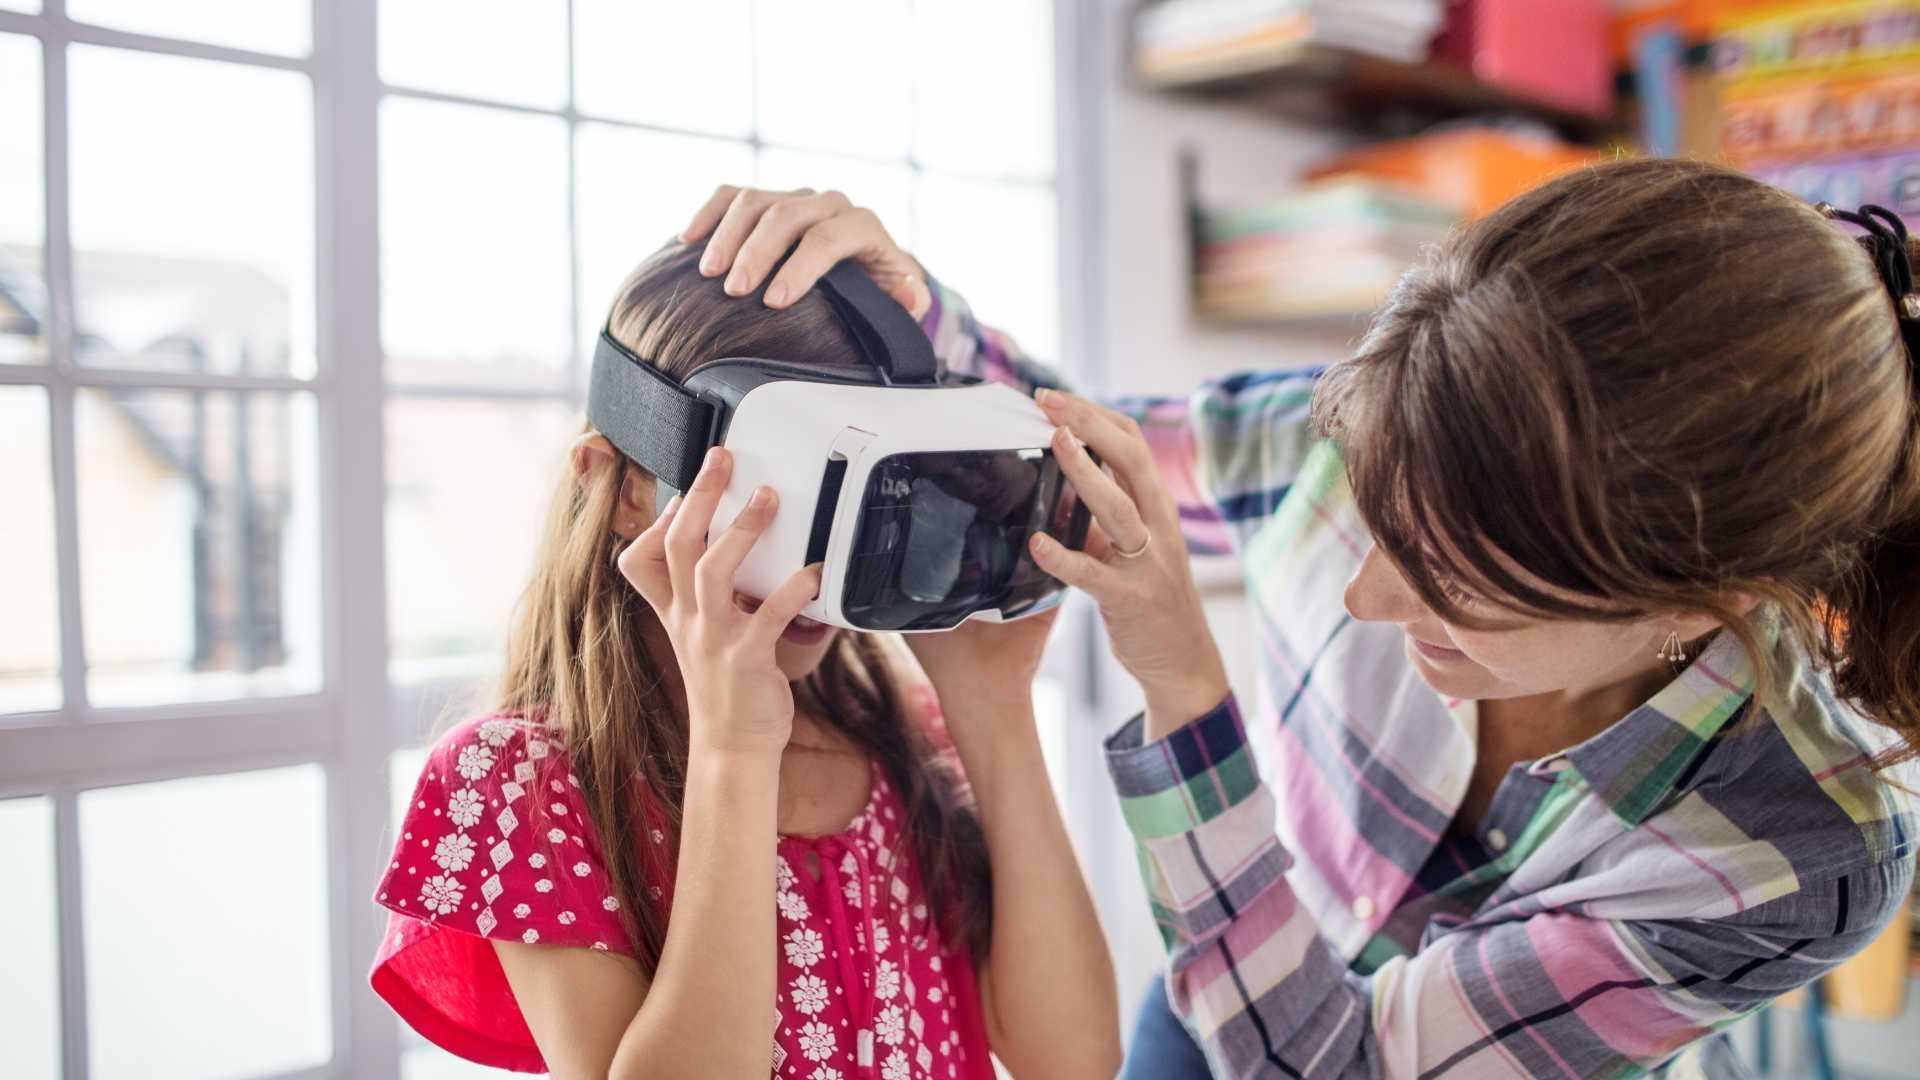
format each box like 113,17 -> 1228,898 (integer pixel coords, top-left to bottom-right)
0,2 -> 1101,1077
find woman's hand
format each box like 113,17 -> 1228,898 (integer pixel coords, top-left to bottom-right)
618,446 -> 823,757
1028,390 -> 1231,739
679,185 -> 930,317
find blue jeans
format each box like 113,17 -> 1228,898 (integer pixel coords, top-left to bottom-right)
1122,972 -> 1212,1080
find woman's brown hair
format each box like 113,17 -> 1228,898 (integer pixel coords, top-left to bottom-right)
1315,157 -> 1920,764
488,242 -> 991,976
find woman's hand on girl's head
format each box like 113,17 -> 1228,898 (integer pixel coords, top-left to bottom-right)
617,446 -> 822,758
1028,389 -> 1231,741
679,184 -> 931,318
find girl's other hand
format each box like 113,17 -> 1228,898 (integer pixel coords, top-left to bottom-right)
679,184 -> 931,318
1027,390 -> 1231,740
905,608 -> 1061,725
618,447 -> 822,757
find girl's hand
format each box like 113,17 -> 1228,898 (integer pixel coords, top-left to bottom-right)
678,185 -> 931,318
618,447 -> 823,757
1027,390 -> 1231,739
906,608 -> 1061,722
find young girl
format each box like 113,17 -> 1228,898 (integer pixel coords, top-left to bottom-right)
370,243 -> 1120,1079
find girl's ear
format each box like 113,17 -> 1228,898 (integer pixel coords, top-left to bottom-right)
571,432 -> 617,478
573,432 -> 656,538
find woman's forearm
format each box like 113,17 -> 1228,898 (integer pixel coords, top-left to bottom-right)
612,745 -> 781,1079
946,701 -> 1122,1078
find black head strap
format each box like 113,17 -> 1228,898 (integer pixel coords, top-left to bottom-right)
586,258 -> 939,491
1820,202 -> 1919,318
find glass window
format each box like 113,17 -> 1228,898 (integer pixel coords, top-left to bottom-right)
381,99 -> 571,388
0,0 -> 40,13
386,397 -> 578,683
914,0 -> 1055,180
915,174 -> 1060,361
753,149 -> 915,250
754,0 -> 913,159
0,797 -> 60,1080
80,766 -> 332,1080
66,0 -> 311,57
381,0 -> 567,109
574,0 -> 753,137
67,47 -> 314,378
0,33 -> 43,364
0,387 -> 59,716
574,123 -> 754,359
75,390 -> 322,708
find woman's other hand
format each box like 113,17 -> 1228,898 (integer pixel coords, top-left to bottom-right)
1028,389 -> 1231,740
679,184 -> 930,317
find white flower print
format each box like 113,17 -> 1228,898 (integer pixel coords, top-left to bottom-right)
871,924 -> 890,955
558,911 -> 576,925
777,888 -> 810,922
514,903 -> 531,918
844,875 -> 863,908
534,878 -> 553,894
447,788 -> 484,828
784,926 -> 825,968
573,861 -> 591,878
455,743 -> 496,781
876,1004 -> 906,1047
547,827 -> 567,843
522,929 -> 539,944
432,832 -> 476,872
798,1020 -> 837,1063
874,958 -> 900,1001
789,973 -> 830,1016
418,874 -> 462,915
811,1068 -> 844,1080
603,895 -> 620,911
477,718 -> 516,747
528,853 -> 546,869
882,1047 -> 910,1080
776,855 -> 796,891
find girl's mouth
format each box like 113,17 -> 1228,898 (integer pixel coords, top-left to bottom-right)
1409,635 -> 1467,662
779,615 -> 832,646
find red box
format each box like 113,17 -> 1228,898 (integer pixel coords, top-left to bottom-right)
1433,0 -> 1615,117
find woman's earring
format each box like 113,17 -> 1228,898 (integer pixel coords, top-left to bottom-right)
1656,631 -> 1686,664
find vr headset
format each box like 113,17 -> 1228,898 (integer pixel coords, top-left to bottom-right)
587,260 -> 1091,632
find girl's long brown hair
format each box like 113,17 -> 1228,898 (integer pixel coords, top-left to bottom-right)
489,243 -> 991,975
1315,157 -> 1920,766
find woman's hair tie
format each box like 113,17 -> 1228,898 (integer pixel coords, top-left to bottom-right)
1817,201 -> 1920,320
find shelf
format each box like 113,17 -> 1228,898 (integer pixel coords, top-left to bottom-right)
1138,39 -> 1621,143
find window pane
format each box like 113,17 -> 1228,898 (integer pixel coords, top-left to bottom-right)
67,0 -> 310,56
914,0 -> 1054,179
76,390 -> 321,707
0,797 -> 59,1080
754,149 -> 915,249
0,1 -> 41,13
81,766 -> 331,1080
574,0 -> 752,136
754,0 -> 912,158
382,99 -> 570,388
575,124 -> 753,361
387,397 -> 577,682
915,176 -> 1060,361
0,388 -> 59,715
381,0 -> 567,109
0,34 -> 43,364
403,1041 -> 531,1080
68,47 -> 314,378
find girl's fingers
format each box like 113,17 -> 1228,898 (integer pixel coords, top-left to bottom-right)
748,563 -> 825,646
1029,531 -> 1118,596
1036,390 -> 1176,531
699,186 -> 814,280
679,184 -> 742,245
617,495 -> 680,609
1050,426 -> 1150,556
694,486 -> 777,614
665,447 -> 730,601
726,191 -> 851,298
763,207 -> 894,309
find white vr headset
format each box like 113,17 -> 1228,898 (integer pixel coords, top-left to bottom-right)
587,261 -> 1090,632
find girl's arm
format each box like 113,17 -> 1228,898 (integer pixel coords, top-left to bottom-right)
906,620 -> 1123,1079
492,447 -> 821,1079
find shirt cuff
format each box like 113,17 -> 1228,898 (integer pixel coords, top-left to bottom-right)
1104,695 -> 1261,840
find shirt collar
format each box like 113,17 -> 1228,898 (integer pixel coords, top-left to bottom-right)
1562,629 -> 1758,826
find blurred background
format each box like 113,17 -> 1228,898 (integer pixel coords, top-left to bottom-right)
1,1 -> 1917,1078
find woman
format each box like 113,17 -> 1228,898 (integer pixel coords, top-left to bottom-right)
684,158 -> 1919,1079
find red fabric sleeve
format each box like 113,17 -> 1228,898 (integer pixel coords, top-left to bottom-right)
369,714 -> 655,1072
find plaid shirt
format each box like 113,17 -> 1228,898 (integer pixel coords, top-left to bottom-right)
923,281 -> 1917,1079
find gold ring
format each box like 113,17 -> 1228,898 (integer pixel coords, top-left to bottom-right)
1113,529 -> 1152,559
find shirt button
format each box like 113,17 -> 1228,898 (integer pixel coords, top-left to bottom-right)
1351,895 -> 1375,920
1487,828 -> 1509,852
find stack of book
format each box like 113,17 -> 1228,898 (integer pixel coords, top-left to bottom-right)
1137,0 -> 1446,82
1194,178 -> 1459,322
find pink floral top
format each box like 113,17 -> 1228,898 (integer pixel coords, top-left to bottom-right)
370,713 -> 995,1079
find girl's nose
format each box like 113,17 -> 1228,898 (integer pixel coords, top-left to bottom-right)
1344,544 -> 1427,624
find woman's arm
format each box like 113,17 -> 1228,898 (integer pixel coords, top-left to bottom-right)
906,618 -> 1123,1078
